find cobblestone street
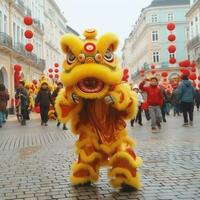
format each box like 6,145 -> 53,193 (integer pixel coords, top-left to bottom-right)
0,112 -> 200,200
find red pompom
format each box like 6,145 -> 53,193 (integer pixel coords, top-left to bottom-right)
24,30 -> 33,39
168,34 -> 176,42
14,64 -> 22,72
25,43 -> 33,52
167,23 -> 176,31
24,16 -> 33,26
168,45 -> 176,53
169,58 -> 176,64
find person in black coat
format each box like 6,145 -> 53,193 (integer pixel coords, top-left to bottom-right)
52,82 -> 68,130
195,89 -> 200,111
15,81 -> 29,125
35,82 -> 53,126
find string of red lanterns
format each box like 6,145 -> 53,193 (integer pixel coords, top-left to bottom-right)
24,16 -> 34,52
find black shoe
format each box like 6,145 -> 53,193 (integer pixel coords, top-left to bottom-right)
138,122 -> 143,126
63,125 -> 68,130
45,123 -> 48,126
163,118 -> 167,123
21,120 -> 26,126
157,122 -> 161,129
121,184 -> 136,192
41,122 -> 44,126
0,125 -> 2,128
76,181 -> 91,187
57,122 -> 61,127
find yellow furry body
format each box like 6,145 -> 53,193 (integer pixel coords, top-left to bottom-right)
55,29 -> 142,190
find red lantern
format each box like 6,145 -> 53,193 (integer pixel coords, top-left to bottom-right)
198,76 -> 200,81
49,74 -> 53,79
55,74 -> 59,79
198,83 -> 200,89
161,71 -> 168,78
167,23 -> 175,31
191,68 -> 196,72
190,62 -> 196,68
24,30 -> 33,39
24,16 -> 33,26
14,64 -> 21,72
25,43 -> 33,52
151,64 -> 155,69
151,69 -> 156,74
168,34 -> 176,42
168,45 -> 176,53
48,68 -> 53,73
54,63 -> 59,68
54,69 -> 59,73
182,69 -> 190,76
189,73 -> 197,81
169,58 -> 176,64
179,60 -> 190,67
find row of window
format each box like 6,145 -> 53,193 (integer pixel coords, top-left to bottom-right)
0,10 -> 7,33
152,52 -> 175,63
151,13 -> 174,23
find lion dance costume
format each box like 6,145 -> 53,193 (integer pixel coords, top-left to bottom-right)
55,29 -> 142,190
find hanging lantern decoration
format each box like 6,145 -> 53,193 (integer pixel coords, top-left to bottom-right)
24,16 -> 33,26
198,83 -> 200,89
190,61 -> 196,68
55,74 -> 59,79
198,75 -> 200,81
161,71 -> 168,78
182,69 -> 190,77
168,34 -> 176,42
14,64 -> 22,72
189,73 -> 197,81
179,60 -> 190,68
191,68 -> 196,72
167,22 -> 176,31
48,68 -> 53,73
54,68 -> 59,73
168,45 -> 176,53
54,63 -> 59,68
24,30 -> 33,39
169,57 -> 176,64
25,43 -> 33,52
49,74 -> 53,79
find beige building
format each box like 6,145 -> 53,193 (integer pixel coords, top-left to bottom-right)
122,0 -> 190,82
186,0 -> 200,66
0,0 -> 78,109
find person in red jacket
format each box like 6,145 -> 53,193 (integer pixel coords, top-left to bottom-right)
139,77 -> 163,133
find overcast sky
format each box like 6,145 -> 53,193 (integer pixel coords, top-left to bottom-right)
56,0 -> 152,56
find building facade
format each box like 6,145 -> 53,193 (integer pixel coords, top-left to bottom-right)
0,0 -> 78,109
122,0 -> 190,82
186,0 -> 200,66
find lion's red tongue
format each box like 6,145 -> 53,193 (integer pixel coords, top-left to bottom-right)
77,78 -> 104,93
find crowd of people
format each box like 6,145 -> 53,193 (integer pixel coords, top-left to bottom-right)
130,74 -> 200,133
0,73 -> 200,132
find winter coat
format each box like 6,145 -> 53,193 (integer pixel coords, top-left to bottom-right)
171,88 -> 180,105
178,80 -> 195,103
0,91 -> 9,111
139,81 -> 163,107
195,89 -> 200,103
15,88 -> 28,109
35,88 -> 53,107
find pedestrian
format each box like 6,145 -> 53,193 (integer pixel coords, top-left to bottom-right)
15,80 -> 28,126
178,75 -> 195,127
0,84 -> 9,128
194,88 -> 200,111
130,84 -> 143,127
35,82 -> 54,126
139,77 -> 163,133
171,86 -> 181,116
160,86 -> 168,122
52,82 -> 67,130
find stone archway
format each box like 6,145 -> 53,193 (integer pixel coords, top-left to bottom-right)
0,67 -> 8,88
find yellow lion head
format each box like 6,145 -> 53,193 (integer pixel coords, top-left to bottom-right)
60,29 -> 123,99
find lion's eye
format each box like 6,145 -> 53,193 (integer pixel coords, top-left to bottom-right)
104,50 -> 114,62
67,51 -> 76,64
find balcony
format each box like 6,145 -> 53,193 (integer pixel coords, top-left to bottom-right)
0,32 -> 12,49
187,35 -> 200,49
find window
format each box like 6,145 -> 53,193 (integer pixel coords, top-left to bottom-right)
0,11 -> 2,32
168,13 -> 174,21
151,14 -> 158,23
13,22 -> 16,41
4,15 -> 7,33
152,31 -> 159,42
17,26 -> 20,43
169,53 -> 175,59
152,52 -> 160,63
